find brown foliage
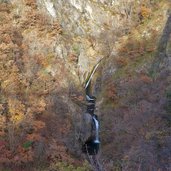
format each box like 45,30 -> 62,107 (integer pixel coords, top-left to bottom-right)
51,21 -> 62,35
15,146 -> 34,164
0,3 -> 11,13
26,133 -> 42,141
140,6 -> 152,20
25,0 -> 37,9
140,74 -> 152,84
115,57 -> 128,67
20,9 -> 62,35
106,83 -> 118,101
68,53 -> 78,63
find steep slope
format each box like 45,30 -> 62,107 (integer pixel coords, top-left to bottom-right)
93,1 -> 171,170
0,0 -> 171,171
0,1 -> 85,170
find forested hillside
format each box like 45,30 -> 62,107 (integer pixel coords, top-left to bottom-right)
0,0 -> 170,170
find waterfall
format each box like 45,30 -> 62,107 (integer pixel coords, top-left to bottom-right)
93,116 -> 100,143
85,57 -> 104,90
82,57 -> 104,156
84,59 -> 103,144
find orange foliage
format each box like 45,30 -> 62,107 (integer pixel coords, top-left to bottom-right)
140,75 -> 152,84
106,83 -> 117,100
20,9 -> 62,35
0,130 -> 5,136
146,47 -> 156,52
0,140 -> 34,165
0,104 -> 4,112
2,34 -> 11,44
14,146 -> 34,163
50,21 -> 62,35
78,95 -> 84,101
28,96 -> 46,113
115,57 -> 128,67
0,3 -> 11,13
25,0 -> 37,9
68,53 -> 78,63
47,139 -> 74,163
26,133 -> 42,141
0,1 -> 70,168
140,6 -> 151,19
8,99 -> 25,123
71,94 -> 84,102
33,120 -> 46,130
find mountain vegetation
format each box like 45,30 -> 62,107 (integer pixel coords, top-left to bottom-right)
0,0 -> 170,170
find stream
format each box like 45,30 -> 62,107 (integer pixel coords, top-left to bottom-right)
82,58 -> 105,171
84,59 -> 102,153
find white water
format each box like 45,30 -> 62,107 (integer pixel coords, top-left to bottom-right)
85,62 -> 100,89
93,116 -> 100,143
86,95 -> 95,101
84,58 -> 103,145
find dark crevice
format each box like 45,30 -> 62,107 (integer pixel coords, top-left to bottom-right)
151,12 -> 171,75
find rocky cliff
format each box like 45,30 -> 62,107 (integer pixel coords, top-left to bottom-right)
0,0 -> 171,170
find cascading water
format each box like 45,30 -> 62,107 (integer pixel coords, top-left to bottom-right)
85,62 -> 101,90
81,58 -> 105,171
92,116 -> 100,144
82,58 -> 104,155
85,58 -> 104,90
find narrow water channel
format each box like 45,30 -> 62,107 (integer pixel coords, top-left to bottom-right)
82,58 -> 103,155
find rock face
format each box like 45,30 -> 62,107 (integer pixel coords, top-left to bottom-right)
38,0 -> 143,83
0,0 -> 171,170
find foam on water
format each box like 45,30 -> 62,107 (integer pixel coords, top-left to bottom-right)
93,116 -> 100,143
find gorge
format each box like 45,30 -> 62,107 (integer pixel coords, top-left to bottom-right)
0,0 -> 171,170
